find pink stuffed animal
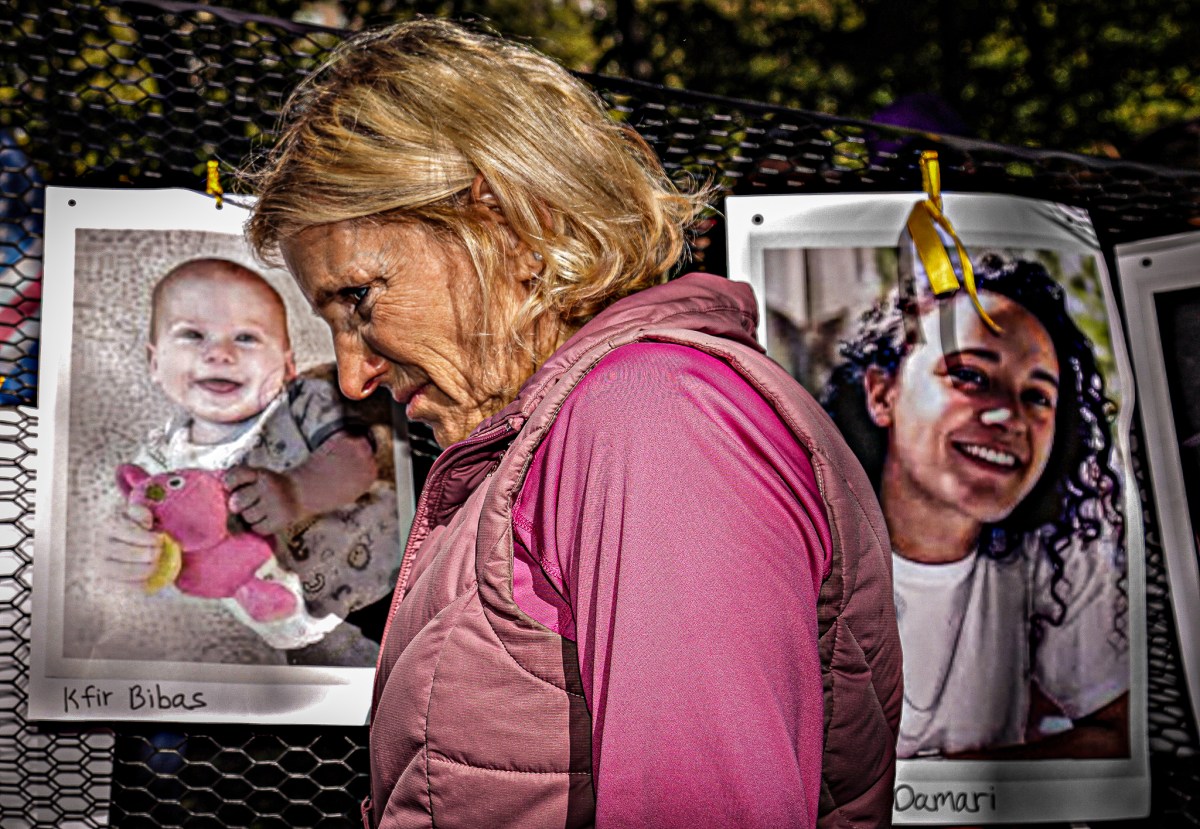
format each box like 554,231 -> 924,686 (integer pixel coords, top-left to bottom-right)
116,464 -> 298,622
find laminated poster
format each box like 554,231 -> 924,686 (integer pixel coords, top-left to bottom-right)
30,188 -> 415,725
727,192 -> 1149,823
1114,231 -> 1200,739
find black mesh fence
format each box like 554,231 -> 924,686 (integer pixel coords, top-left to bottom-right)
2,0 -> 1199,826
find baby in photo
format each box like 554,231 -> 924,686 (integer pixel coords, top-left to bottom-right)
111,257 -> 400,664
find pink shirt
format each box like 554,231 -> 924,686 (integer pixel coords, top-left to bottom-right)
512,342 -> 832,828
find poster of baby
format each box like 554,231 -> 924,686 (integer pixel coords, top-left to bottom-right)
30,188 -> 415,725
727,191 -> 1149,823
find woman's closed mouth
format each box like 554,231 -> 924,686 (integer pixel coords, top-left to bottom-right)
393,383 -> 429,419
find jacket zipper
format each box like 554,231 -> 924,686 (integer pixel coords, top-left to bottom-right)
377,419 -> 516,652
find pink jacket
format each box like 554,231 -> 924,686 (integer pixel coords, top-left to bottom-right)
366,273 -> 902,829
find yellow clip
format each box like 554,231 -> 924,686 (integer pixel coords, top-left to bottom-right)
905,151 -> 1001,333
205,159 -> 224,209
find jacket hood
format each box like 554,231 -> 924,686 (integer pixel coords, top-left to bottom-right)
483,273 -> 762,430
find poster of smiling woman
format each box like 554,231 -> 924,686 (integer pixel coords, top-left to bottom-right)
727,191 -> 1148,823
30,188 -> 415,725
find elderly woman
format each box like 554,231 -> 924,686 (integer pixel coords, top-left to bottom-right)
246,19 -> 901,829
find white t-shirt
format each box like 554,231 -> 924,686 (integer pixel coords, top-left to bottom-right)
893,535 -> 1129,757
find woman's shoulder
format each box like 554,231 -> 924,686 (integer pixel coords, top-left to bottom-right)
581,339 -> 751,391
564,340 -> 763,425
592,338 -> 731,371
547,339 -> 817,492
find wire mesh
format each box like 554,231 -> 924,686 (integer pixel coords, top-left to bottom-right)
2,1 -> 1199,826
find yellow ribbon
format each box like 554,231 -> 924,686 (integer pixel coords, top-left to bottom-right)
205,159 -> 224,208
905,151 -> 1001,333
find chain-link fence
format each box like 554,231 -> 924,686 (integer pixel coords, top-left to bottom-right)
3,0 -> 1200,826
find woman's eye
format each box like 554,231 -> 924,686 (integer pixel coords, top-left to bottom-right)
1023,388 -> 1056,410
948,365 -> 987,390
341,285 -> 370,308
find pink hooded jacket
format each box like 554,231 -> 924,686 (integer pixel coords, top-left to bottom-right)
366,273 -> 902,828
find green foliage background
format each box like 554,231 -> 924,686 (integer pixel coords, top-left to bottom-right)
5,0 -> 1196,166
2,0 -> 1190,175
284,0 -> 1199,158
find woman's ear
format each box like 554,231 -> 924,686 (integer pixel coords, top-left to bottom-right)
470,173 -> 504,218
863,365 -> 897,429
469,172 -> 544,284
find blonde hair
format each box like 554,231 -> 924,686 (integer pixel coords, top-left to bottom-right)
243,18 -> 709,359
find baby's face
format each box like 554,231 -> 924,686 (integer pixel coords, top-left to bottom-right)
149,270 -> 295,443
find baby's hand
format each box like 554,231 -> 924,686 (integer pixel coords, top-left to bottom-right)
225,466 -> 303,536
101,502 -> 171,589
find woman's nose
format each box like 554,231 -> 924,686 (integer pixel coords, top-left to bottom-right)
978,395 -> 1027,433
335,335 -> 388,400
979,406 -> 1013,427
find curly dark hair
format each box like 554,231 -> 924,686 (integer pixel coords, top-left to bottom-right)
821,254 -> 1123,652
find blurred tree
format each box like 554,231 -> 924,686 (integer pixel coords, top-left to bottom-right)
574,0 -> 1200,158
345,0 -> 1200,158
3,0 -> 1198,159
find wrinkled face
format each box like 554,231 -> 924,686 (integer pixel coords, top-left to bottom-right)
281,219 -> 528,448
149,269 -> 295,445
870,291 -> 1060,526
